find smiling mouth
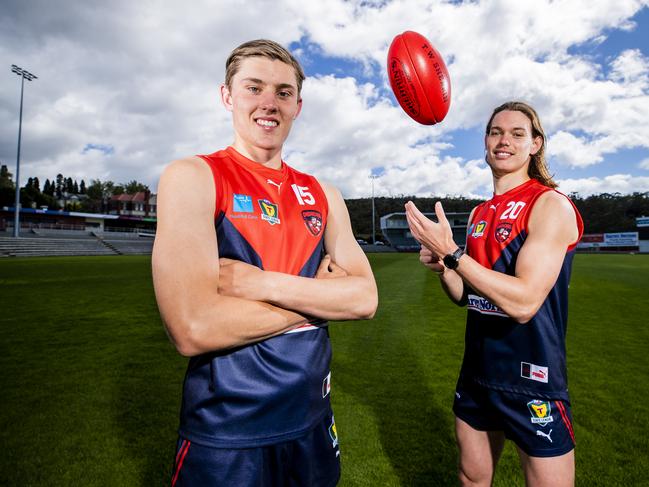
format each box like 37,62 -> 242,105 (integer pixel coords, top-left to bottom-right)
256,119 -> 278,128
494,151 -> 513,158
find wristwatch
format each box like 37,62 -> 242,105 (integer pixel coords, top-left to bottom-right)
443,248 -> 464,270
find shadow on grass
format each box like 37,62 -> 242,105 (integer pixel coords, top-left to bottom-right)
334,339 -> 458,486
113,334 -> 185,486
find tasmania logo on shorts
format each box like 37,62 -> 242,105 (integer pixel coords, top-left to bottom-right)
527,399 -> 554,427
495,222 -> 512,243
521,362 -> 549,383
471,220 -> 487,238
328,415 -> 339,450
302,210 -> 323,236
258,199 -> 280,225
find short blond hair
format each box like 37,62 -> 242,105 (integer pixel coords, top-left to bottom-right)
225,39 -> 305,95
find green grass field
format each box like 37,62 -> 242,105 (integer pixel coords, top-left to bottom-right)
1,254 -> 648,486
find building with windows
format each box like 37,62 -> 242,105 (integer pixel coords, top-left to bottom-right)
380,211 -> 470,250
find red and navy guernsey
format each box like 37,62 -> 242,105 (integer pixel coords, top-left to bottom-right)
460,178 -> 584,400
178,147 -> 331,448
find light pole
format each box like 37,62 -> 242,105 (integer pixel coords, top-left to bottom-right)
11,64 -> 38,238
369,174 -> 380,244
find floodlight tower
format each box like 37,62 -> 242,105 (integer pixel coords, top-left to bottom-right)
11,64 -> 38,238
369,174 -> 380,244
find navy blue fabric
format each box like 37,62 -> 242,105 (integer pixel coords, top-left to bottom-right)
172,413 -> 341,486
178,214 -> 333,448
453,383 -> 575,457
460,237 -> 577,400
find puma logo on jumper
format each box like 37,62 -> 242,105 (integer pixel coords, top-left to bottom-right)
267,179 -> 282,192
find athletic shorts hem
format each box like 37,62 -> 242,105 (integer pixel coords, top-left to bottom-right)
178,408 -> 330,449
453,408 -> 497,432
518,443 -> 575,458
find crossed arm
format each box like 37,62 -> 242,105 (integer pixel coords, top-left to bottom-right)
405,192 -> 579,323
218,182 -> 377,321
152,158 -> 377,357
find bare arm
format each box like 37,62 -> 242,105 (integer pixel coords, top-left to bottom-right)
405,193 -> 578,323
152,157 -> 308,356
217,182 -> 378,321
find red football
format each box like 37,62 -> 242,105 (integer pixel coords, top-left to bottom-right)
387,31 -> 451,125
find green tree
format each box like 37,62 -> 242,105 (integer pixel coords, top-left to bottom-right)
55,174 -> 63,198
79,180 -> 86,194
123,180 -> 149,195
0,165 -> 13,189
0,165 -> 15,207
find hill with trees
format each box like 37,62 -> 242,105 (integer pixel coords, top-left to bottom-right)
345,192 -> 649,240
2,164 -> 647,236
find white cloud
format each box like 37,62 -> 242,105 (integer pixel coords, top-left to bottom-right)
558,174 -> 649,195
1,0 -> 648,199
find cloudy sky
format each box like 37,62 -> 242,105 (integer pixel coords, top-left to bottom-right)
1,0 -> 648,199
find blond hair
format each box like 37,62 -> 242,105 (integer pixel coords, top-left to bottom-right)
486,101 -> 557,188
225,39 -> 305,95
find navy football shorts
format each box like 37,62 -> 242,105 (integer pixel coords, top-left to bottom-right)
170,413 -> 340,487
453,383 -> 575,457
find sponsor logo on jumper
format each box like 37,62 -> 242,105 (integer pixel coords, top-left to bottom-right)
536,429 -> 553,443
467,294 -> 507,317
521,362 -> 549,383
232,194 -> 253,213
229,214 -> 258,220
322,371 -> 331,398
527,399 -> 554,427
489,203 -> 500,211
266,179 -> 282,193
471,220 -> 487,238
495,222 -> 513,243
258,199 -> 280,225
302,210 -> 323,236
329,416 -> 339,449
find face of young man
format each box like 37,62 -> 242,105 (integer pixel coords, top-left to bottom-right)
484,110 -> 542,178
221,56 -> 302,165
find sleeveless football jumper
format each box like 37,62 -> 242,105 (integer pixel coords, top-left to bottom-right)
178,147 -> 332,448
460,179 -> 584,400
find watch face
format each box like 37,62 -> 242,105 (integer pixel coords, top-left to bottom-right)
444,248 -> 463,269
443,254 -> 458,270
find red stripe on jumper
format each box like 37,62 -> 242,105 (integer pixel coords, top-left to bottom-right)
556,401 -> 575,444
171,440 -> 191,487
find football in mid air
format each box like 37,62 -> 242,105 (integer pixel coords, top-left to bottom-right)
387,30 -> 451,125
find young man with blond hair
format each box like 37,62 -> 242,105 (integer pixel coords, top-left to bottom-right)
153,39 -> 377,486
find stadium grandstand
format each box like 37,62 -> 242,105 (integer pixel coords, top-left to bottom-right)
0,206 -> 155,257
2,205 -> 648,257
381,211 -> 470,250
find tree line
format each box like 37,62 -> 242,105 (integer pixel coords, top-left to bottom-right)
0,165 -> 149,213
346,193 -> 649,239
2,164 -> 647,234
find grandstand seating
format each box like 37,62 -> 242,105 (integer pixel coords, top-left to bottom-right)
0,230 -> 154,257
0,236 -> 116,257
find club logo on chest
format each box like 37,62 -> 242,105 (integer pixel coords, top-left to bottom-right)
302,210 -> 323,236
